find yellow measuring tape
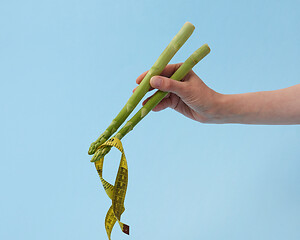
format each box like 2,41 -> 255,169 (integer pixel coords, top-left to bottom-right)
94,137 -> 129,239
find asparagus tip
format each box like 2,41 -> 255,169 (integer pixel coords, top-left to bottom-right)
88,136 -> 108,155
90,146 -> 112,162
88,145 -> 95,155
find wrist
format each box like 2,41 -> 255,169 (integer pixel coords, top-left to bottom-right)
205,93 -> 240,124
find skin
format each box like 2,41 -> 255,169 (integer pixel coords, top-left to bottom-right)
134,63 -> 300,125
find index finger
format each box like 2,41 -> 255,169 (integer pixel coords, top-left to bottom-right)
136,70 -> 149,84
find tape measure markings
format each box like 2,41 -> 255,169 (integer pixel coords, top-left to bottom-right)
93,137 -> 129,239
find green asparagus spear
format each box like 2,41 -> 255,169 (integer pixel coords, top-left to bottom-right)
88,22 -> 195,155
91,44 -> 210,162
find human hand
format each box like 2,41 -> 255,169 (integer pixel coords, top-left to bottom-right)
134,63 -> 224,123
135,64 -> 300,125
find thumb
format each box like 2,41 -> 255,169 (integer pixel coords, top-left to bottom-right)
150,76 -> 186,97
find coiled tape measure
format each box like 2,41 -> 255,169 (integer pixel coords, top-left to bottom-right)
94,137 -> 129,239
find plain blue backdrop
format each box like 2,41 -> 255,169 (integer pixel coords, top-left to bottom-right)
0,0 -> 299,239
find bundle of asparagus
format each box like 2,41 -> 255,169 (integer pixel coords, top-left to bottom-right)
89,22 -> 210,161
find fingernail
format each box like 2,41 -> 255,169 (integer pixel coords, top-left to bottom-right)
150,76 -> 162,88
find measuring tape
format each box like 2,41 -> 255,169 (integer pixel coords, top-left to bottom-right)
94,137 -> 129,239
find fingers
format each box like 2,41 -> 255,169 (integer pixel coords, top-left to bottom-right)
133,86 -> 137,93
133,85 -> 155,93
135,63 -> 183,85
134,63 -> 186,93
142,92 -> 173,112
150,76 -> 188,99
159,63 -> 183,78
136,70 -> 149,84
152,97 -> 176,112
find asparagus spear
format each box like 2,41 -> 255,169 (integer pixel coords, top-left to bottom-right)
91,44 -> 210,162
88,22 -> 195,155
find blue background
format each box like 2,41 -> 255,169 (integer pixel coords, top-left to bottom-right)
1,0 -> 299,239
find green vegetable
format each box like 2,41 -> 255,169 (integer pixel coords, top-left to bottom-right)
88,22 -> 195,155
91,44 -> 211,162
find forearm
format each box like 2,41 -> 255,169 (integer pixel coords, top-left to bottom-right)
213,84 -> 300,125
